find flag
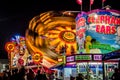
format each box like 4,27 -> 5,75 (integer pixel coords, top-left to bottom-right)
76,0 -> 82,5
90,0 -> 94,5
102,0 -> 106,2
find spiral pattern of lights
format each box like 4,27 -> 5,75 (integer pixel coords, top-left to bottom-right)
25,11 -> 78,68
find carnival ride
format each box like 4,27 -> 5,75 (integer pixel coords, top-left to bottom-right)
25,11 -> 78,68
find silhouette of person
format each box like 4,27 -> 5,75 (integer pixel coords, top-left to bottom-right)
76,73 -> 84,80
111,68 -> 120,80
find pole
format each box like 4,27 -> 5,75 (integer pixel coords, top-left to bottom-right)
102,61 -> 105,80
102,2 -> 104,9
81,3 -> 82,12
90,4 -> 91,11
10,52 -> 12,75
118,59 -> 120,69
90,0 -> 92,11
90,0 -> 91,11
86,62 -> 90,80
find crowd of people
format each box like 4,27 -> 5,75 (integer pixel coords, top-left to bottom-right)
0,66 -> 120,80
70,68 -> 120,80
0,66 -> 60,80
111,68 -> 120,80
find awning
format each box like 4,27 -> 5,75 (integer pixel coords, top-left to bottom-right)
102,49 -> 120,60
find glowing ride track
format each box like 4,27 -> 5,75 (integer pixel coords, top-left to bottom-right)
25,11 -> 77,68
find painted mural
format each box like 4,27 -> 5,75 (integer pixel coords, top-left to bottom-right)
76,9 -> 120,54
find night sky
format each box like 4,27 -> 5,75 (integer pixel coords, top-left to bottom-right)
0,0 -> 120,59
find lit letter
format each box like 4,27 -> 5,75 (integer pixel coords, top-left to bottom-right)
106,26 -> 111,34
100,15 -> 104,23
96,25 -> 100,33
100,25 -> 105,33
115,18 -> 120,25
105,15 -> 110,24
111,26 -> 116,34
87,17 -> 91,23
91,17 -> 95,23
111,16 -> 115,25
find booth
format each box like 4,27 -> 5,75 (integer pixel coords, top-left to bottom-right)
75,9 -> 120,80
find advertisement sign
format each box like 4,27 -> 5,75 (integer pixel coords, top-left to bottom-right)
93,54 -> 102,60
76,10 -> 120,54
66,56 -> 75,62
75,55 -> 92,61
76,12 -> 87,53
66,54 -> 102,62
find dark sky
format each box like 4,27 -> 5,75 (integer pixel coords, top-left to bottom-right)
0,0 -> 120,59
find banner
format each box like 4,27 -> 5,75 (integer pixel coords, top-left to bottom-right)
76,12 -> 87,53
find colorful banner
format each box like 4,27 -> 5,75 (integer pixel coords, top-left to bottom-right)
76,12 -> 87,53
76,10 -> 120,54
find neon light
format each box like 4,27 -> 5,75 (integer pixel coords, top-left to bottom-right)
75,55 -> 92,60
93,55 -> 102,60
5,42 -> 15,52
66,56 -> 75,62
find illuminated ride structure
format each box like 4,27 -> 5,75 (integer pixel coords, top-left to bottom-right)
5,35 -> 35,69
25,11 -> 79,68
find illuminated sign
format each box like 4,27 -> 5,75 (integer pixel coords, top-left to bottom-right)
66,56 -> 75,62
87,15 -> 120,25
76,10 -> 120,54
75,55 -> 92,60
93,55 -> 102,60
87,15 -> 119,34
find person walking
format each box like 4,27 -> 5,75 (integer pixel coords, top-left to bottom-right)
35,70 -> 43,80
